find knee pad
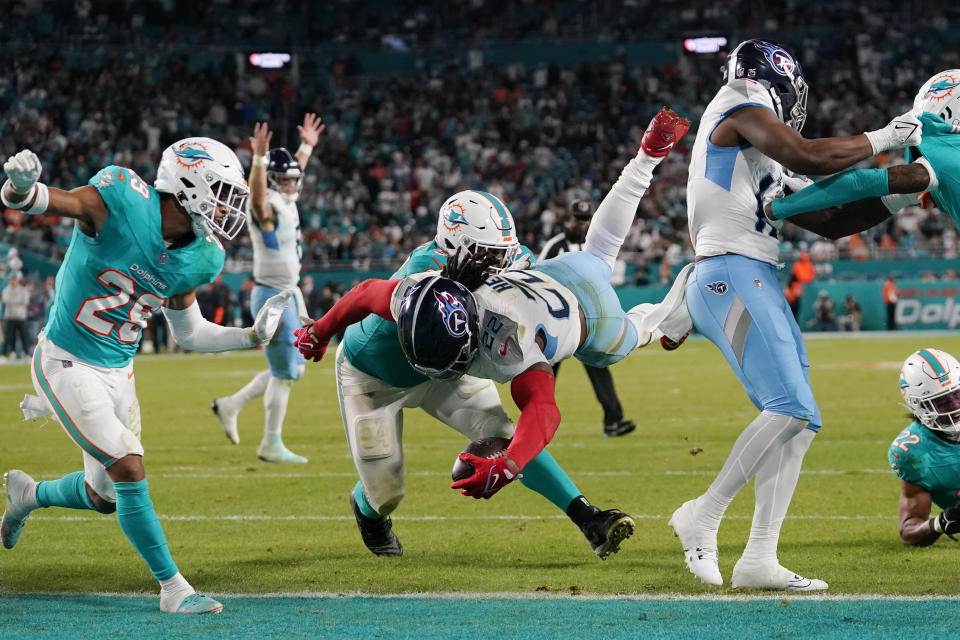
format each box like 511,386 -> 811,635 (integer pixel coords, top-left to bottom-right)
354,416 -> 396,461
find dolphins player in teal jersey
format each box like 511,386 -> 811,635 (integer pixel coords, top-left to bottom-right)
889,348 -> 960,546
765,70 -> 960,235
303,190 -> 635,560
0,140 -> 290,614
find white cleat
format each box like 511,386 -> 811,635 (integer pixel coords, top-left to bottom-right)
668,499 -> 723,586
2,470 -> 40,550
731,557 -> 828,591
257,441 -> 307,464
211,398 -> 240,445
160,589 -> 223,614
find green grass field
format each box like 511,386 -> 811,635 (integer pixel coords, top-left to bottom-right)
2,333 -> 960,602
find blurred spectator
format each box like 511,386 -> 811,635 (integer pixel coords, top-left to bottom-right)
784,275 -> 803,319
300,274 -> 325,318
811,290 -> 837,332
25,278 -> 48,355
920,270 -> 937,282
837,294 -> 863,332
2,272 -> 30,359
944,268 -> 960,281
883,276 -> 899,330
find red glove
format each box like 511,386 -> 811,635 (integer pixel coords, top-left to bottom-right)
640,107 -> 692,157
294,324 -> 330,362
450,453 -> 519,499
660,328 -> 691,351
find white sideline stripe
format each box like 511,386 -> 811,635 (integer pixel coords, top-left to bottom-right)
31,513 -> 896,522
15,590 -> 960,602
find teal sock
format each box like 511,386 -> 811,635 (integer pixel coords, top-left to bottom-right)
36,471 -> 96,511
114,479 -> 178,581
519,450 -> 581,511
353,481 -> 381,519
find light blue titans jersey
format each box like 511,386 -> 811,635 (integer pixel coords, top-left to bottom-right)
906,112 -> 960,229
888,420 -> 960,510
342,240 -> 535,388
44,166 -> 225,368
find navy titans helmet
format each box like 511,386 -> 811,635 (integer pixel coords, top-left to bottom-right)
396,276 -> 479,381
266,147 -> 303,197
724,39 -> 808,132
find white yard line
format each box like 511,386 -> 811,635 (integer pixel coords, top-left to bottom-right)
30,513 -> 896,522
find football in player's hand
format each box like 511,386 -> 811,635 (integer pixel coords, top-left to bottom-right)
451,437 -> 512,481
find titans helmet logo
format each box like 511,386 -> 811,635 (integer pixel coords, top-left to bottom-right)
753,41 -> 796,77
705,281 -> 728,295
442,202 -> 470,231
173,141 -> 215,167
434,290 -> 469,337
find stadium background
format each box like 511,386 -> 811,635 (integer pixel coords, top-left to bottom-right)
2,1 -> 960,637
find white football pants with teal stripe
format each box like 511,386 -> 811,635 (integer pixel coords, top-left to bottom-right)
31,335 -> 143,498
686,255 -> 821,429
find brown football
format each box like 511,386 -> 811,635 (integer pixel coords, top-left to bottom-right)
451,437 -> 512,481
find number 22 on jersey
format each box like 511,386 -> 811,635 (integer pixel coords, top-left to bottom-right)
75,269 -> 165,343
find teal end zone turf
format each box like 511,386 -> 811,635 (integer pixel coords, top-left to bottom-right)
2,595 -> 960,640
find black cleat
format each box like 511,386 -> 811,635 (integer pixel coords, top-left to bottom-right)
349,493 -> 403,556
604,420 -> 637,437
580,508 -> 635,559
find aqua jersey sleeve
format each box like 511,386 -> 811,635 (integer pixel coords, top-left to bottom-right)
905,113 -> 960,228
888,427 -> 927,486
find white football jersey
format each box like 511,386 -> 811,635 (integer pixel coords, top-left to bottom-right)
249,189 -> 303,289
389,269 -> 582,384
469,269 -> 581,383
687,79 -> 784,265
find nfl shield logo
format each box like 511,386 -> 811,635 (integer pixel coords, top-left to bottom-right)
158,252 -> 168,264
754,279 -> 762,288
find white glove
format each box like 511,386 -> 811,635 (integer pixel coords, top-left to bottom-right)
506,253 -> 534,271
782,172 -> 814,195
864,111 -> 923,154
3,149 -> 42,194
251,290 -> 292,345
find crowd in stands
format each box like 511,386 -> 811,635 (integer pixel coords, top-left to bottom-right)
2,0 -> 959,287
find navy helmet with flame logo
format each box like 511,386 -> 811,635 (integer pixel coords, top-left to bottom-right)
396,276 -> 479,380
724,39 -> 808,132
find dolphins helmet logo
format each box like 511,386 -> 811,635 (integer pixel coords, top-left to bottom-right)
173,141 -> 216,168
434,290 -> 469,337
753,41 -> 797,77
442,202 -> 470,231
927,72 -> 960,103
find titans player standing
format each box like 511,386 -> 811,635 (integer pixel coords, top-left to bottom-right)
669,39 -> 923,591
212,115 -> 324,463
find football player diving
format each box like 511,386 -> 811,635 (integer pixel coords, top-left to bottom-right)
292,107 -> 694,546
296,189 -> 639,561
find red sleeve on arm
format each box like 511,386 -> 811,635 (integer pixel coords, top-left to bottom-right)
310,278 -> 400,341
505,368 -> 562,471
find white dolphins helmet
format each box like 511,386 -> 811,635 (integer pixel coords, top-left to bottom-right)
914,69 -> 960,128
435,190 -> 520,271
154,137 -> 249,239
899,348 -> 960,441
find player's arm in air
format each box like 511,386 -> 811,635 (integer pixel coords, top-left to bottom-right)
761,160 -> 937,239
162,287 -> 292,352
896,480 -> 960,546
294,278 -> 401,361
2,150 -> 108,237
294,112 -> 324,170
248,122 -> 277,231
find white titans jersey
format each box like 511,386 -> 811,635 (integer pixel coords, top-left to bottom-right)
249,189 -> 303,289
470,269 -> 581,383
389,269 -> 581,384
687,79 -> 785,265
